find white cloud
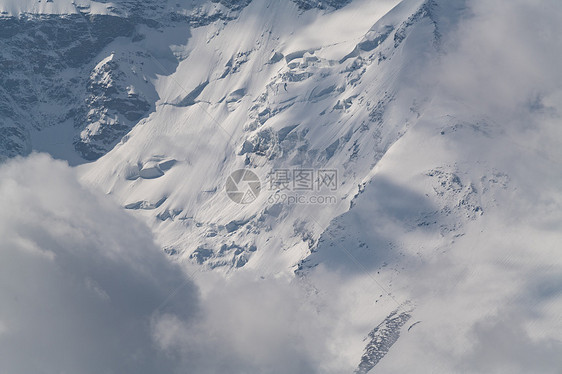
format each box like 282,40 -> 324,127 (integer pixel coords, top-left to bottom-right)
148,267 -> 386,374
435,0 -> 562,126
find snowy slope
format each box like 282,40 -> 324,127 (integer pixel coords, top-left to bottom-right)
79,0 -> 433,275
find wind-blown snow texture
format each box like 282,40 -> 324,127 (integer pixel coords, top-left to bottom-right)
1,0 -> 562,372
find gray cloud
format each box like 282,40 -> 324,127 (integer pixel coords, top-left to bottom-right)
459,310 -> 562,374
0,154 -> 199,374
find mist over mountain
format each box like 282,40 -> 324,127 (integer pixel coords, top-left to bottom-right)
1,0 -> 561,373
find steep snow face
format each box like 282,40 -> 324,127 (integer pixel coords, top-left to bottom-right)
79,0 -> 436,274
0,0 -> 414,273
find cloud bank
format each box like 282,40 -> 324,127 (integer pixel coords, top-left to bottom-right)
0,154 -> 199,374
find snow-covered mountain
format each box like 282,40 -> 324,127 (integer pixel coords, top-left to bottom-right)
1,0 -> 561,372
79,0 -> 437,274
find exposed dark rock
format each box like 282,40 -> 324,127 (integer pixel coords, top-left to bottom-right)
292,0 -> 353,10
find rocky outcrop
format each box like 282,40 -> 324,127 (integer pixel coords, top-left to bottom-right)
292,0 -> 353,10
